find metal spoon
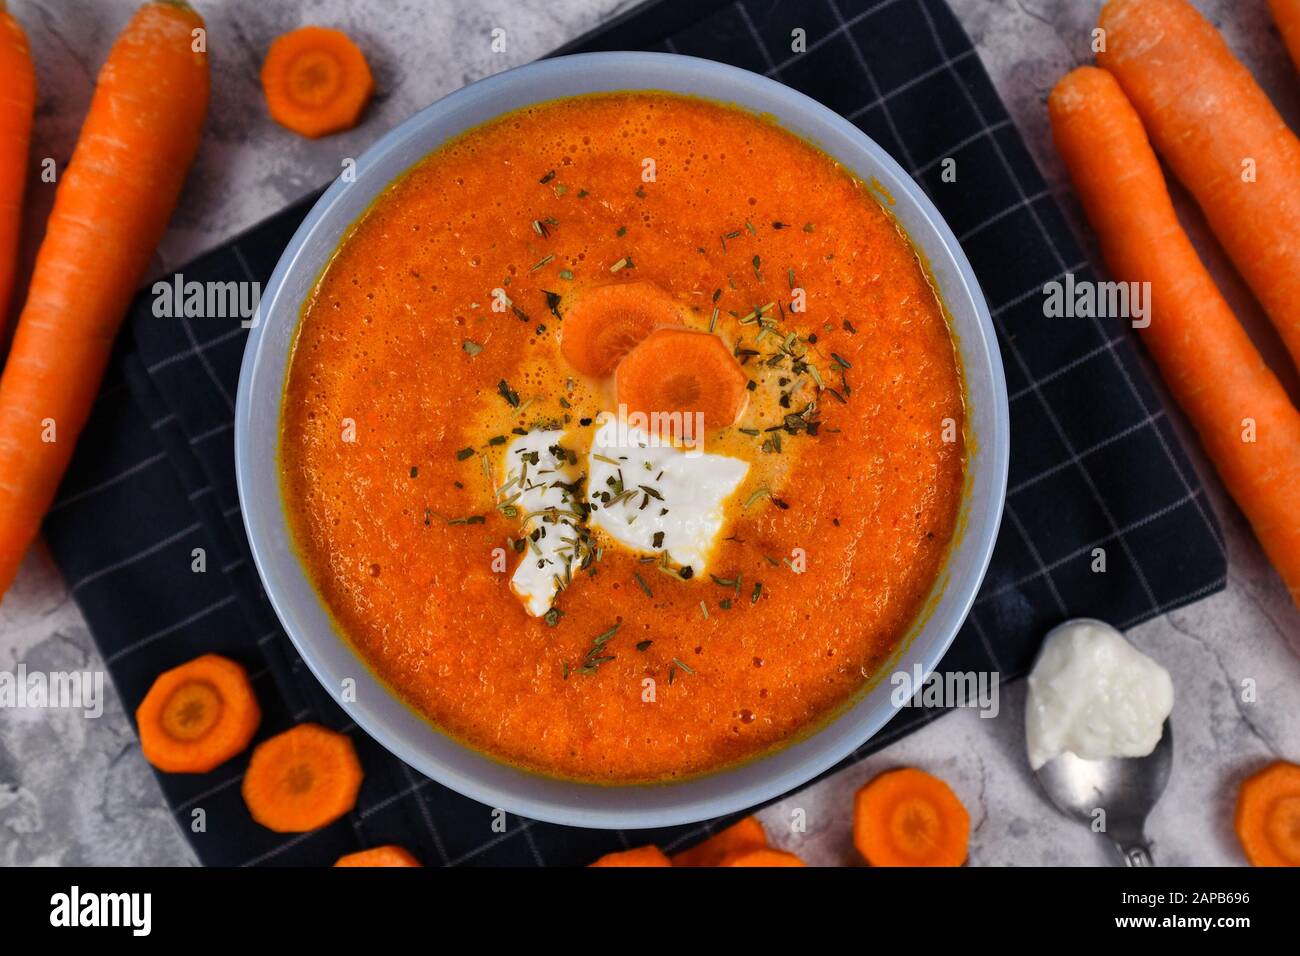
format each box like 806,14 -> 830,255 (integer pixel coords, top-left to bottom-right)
1026,617 -> 1174,865
1033,718 -> 1173,865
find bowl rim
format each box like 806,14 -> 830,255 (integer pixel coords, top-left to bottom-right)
235,50 -> 1009,829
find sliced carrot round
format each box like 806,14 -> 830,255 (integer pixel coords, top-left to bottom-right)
559,281 -> 683,377
589,844 -> 672,867
1235,761 -> 1300,866
136,654 -> 261,774
241,723 -> 363,832
718,847 -> 806,867
261,27 -> 373,139
334,845 -> 422,867
672,816 -> 768,867
615,327 -> 748,434
853,767 -> 969,867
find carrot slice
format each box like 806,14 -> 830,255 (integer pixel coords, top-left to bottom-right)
241,723 -> 363,832
334,845 -> 422,867
1235,761 -> 1300,867
615,327 -> 749,435
589,845 -> 672,867
853,767 -> 969,867
0,1 -> 36,332
1049,65 -> 1300,610
559,282 -> 683,377
1272,0 -> 1300,74
261,26 -> 373,139
718,848 -> 806,867
1097,0 -> 1300,372
671,816 -> 768,867
136,654 -> 261,773
0,0 -> 208,600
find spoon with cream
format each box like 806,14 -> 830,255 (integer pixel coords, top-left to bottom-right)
1026,618 -> 1174,865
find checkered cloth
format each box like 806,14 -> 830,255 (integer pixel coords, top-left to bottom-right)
42,0 -> 1226,867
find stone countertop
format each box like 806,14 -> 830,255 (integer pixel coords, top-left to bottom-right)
1,0 -> 1297,866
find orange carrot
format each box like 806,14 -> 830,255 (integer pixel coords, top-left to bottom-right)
1270,0 -> 1300,74
136,654 -> 261,773
261,27 -> 373,139
1097,0 -> 1300,371
1050,66 -> 1300,609
718,848 -> 806,867
853,768 -> 969,867
671,816 -> 768,867
588,845 -> 672,867
1234,761 -> 1300,866
559,282 -> 683,377
0,2 -> 36,332
615,327 -> 749,434
241,723 -> 363,833
0,1 -> 208,599
334,845 -> 422,867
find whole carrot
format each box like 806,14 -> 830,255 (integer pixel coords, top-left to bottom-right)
1097,0 -> 1300,373
1049,66 -> 1300,609
0,1 -> 36,331
1270,0 -> 1300,74
0,1 -> 208,598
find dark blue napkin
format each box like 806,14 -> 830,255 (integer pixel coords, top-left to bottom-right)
42,0 -> 1226,866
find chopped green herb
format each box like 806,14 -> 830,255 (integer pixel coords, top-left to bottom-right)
455,447 -> 475,461
497,379 -> 520,407
462,339 -> 484,356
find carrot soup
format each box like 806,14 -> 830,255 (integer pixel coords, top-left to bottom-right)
280,92 -> 965,783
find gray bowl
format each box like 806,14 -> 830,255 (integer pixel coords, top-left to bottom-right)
234,52 -> 1009,829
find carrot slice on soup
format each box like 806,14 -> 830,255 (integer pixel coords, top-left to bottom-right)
853,767 -> 969,867
559,281 -> 683,377
261,26 -> 373,138
241,723 -> 363,832
136,654 -> 261,774
1235,761 -> 1300,867
334,845 -> 422,867
615,327 -> 748,434
672,816 -> 768,867
589,845 -> 672,867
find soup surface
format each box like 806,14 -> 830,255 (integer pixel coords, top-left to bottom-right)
281,92 -> 965,783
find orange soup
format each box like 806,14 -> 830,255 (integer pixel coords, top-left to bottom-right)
281,93 -> 965,783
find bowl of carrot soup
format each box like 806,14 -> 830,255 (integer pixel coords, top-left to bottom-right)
235,52 -> 1009,827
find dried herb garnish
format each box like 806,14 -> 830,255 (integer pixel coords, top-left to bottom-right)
456,447 -> 475,461
409,466 -> 419,478
462,339 -> 483,356
539,169 -> 556,184
633,572 -> 653,598
530,254 -> 554,273
580,623 -> 620,675
751,581 -> 763,603
673,657 -> 695,675
497,379 -> 520,407
636,640 -> 653,652
543,290 -> 562,319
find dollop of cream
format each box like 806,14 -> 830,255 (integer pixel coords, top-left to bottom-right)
1025,620 -> 1173,770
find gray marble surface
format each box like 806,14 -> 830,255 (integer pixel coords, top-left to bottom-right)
1,0 -> 1297,867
